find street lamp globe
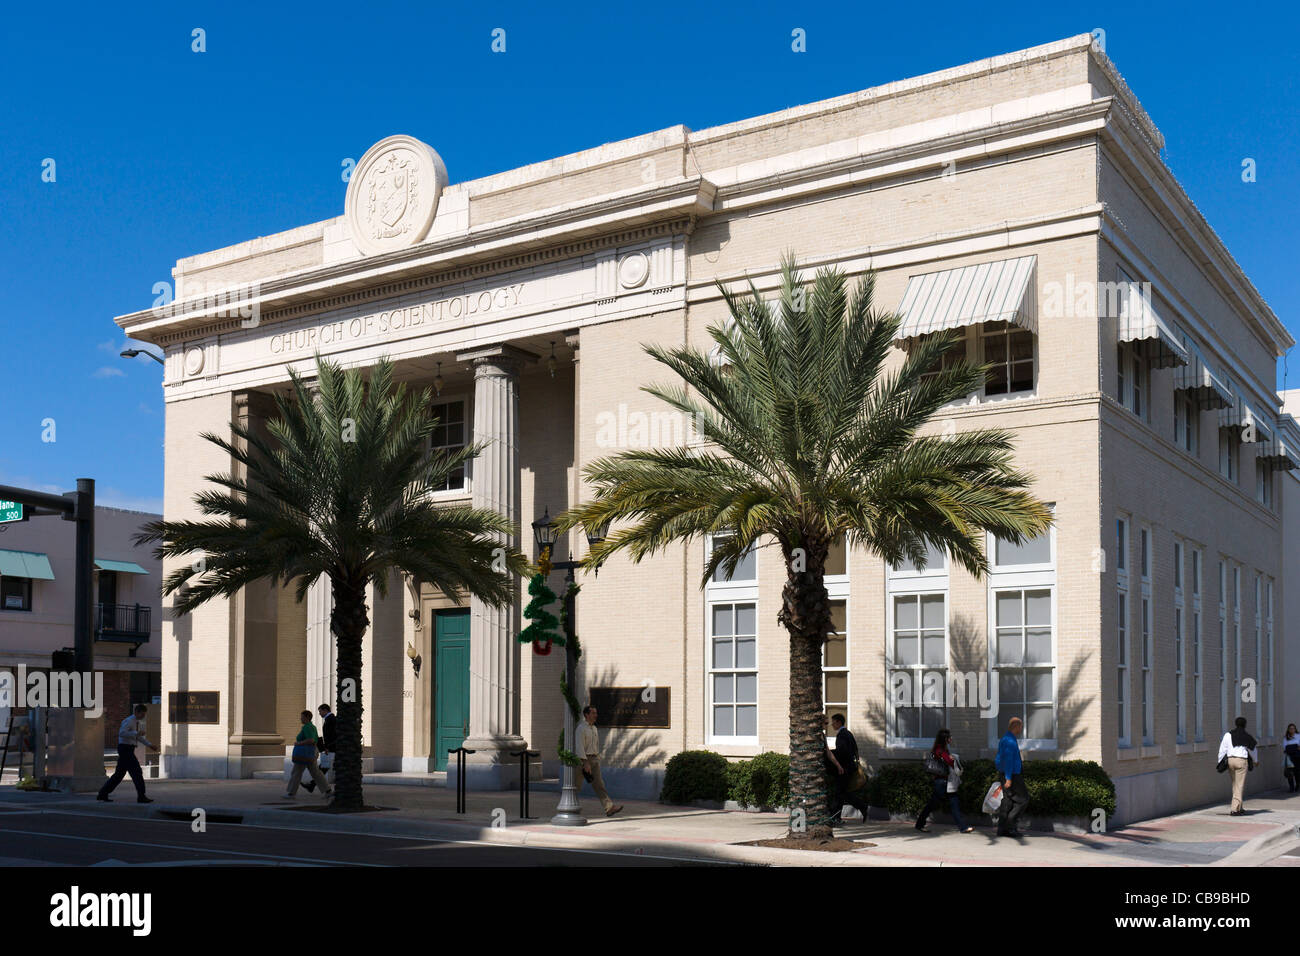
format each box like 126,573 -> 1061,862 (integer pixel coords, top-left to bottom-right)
532,508 -> 558,554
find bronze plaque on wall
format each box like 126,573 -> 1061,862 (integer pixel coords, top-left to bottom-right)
587,687 -> 670,728
169,691 -> 220,724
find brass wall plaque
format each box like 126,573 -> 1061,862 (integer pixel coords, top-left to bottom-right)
587,686 -> 670,728
168,691 -> 220,724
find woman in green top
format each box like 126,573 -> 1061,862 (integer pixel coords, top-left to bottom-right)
285,710 -> 332,799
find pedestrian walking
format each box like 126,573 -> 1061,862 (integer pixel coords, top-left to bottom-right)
1283,723 -> 1300,794
1217,716 -> 1258,815
995,716 -> 1029,837
915,728 -> 973,833
303,703 -> 337,793
577,705 -> 623,817
97,704 -> 159,803
825,713 -> 871,822
285,710 -> 332,799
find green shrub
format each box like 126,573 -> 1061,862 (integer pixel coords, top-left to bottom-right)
865,762 -> 934,814
872,756 -> 1116,819
660,750 -> 730,804
728,751 -> 790,808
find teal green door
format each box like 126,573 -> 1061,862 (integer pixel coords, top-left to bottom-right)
434,609 -> 471,771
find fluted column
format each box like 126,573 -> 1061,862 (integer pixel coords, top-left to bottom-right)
457,345 -> 535,773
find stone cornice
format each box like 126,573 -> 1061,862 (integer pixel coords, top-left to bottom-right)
117,178 -> 714,345
1098,103 -> 1292,358
711,98 -> 1112,210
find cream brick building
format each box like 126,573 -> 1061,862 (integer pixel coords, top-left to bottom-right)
113,35 -> 1296,823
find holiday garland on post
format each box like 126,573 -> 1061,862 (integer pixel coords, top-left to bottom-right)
556,580 -> 583,768
517,550 -> 584,767
519,550 -> 564,656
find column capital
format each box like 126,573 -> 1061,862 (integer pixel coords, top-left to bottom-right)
456,343 -> 539,375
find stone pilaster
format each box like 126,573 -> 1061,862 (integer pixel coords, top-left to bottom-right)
456,344 -> 535,785
226,390 -> 284,776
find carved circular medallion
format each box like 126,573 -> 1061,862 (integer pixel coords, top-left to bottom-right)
183,346 -> 205,377
345,135 -> 448,257
618,251 -> 650,289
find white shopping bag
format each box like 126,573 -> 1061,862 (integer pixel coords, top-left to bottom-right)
318,751 -> 333,771
982,780 -> 1004,814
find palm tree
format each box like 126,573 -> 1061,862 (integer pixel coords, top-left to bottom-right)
558,256 -> 1052,840
139,356 -> 526,810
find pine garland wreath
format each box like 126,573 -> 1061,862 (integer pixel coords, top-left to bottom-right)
519,572 -> 564,656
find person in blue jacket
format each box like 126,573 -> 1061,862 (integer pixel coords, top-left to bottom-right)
995,716 -> 1029,837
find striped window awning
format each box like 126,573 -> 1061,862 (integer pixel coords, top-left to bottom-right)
1258,415 -> 1300,470
893,256 -> 1037,341
1118,283 -> 1189,369
1173,338 -> 1232,409
0,549 -> 55,580
1219,389 -> 1272,444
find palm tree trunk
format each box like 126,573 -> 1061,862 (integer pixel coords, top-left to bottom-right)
331,575 -> 369,810
780,538 -> 833,839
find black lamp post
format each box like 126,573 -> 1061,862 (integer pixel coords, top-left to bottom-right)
532,507 -> 607,826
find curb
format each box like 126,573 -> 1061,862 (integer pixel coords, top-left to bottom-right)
1216,821 -> 1300,866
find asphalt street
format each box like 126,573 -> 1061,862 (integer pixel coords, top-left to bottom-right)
0,810 -> 717,866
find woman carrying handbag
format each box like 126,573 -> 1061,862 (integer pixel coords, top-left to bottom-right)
285,710 -> 333,799
915,728 -> 973,833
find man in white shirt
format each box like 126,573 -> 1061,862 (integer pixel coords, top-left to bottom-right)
97,704 -> 158,803
577,706 -> 623,817
1217,716 -> 1259,815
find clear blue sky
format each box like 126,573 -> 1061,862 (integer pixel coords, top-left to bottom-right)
2,1 -> 1297,511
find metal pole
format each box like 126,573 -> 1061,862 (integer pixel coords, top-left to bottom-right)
551,565 -> 587,826
70,478 -> 94,675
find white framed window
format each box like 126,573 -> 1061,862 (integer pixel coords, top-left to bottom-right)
706,534 -> 759,746
980,322 -> 1035,398
708,534 -> 757,586
1218,560 -> 1228,733
1116,515 -> 1131,747
916,329 -> 978,405
988,517 -> 1056,747
1254,575 -> 1262,731
429,398 -> 469,493
886,544 -> 948,746
822,536 -> 850,730
1174,540 -> 1185,744
1256,460 -> 1273,508
1174,393 -> 1200,456
823,601 -> 849,727
707,602 -> 758,744
1139,526 -> 1153,745
1219,430 -> 1238,482
1117,343 -> 1148,419
1265,580 -> 1274,737
1232,565 -> 1241,727
1192,548 -> 1203,741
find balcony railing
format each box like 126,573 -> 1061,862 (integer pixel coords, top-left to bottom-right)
95,603 -> 151,651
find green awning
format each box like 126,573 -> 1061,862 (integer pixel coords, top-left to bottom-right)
95,559 -> 149,575
0,549 -> 55,580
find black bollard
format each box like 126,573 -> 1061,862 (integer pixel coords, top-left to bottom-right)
510,749 -> 541,819
449,746 -> 476,813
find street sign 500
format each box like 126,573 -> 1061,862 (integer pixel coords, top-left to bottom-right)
0,500 -> 22,523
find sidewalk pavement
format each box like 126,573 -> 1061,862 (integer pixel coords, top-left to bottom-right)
2,776 -> 1298,867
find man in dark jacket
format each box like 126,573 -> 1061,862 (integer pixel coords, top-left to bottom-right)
825,714 -> 871,823
995,716 -> 1029,837
303,703 -> 338,793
